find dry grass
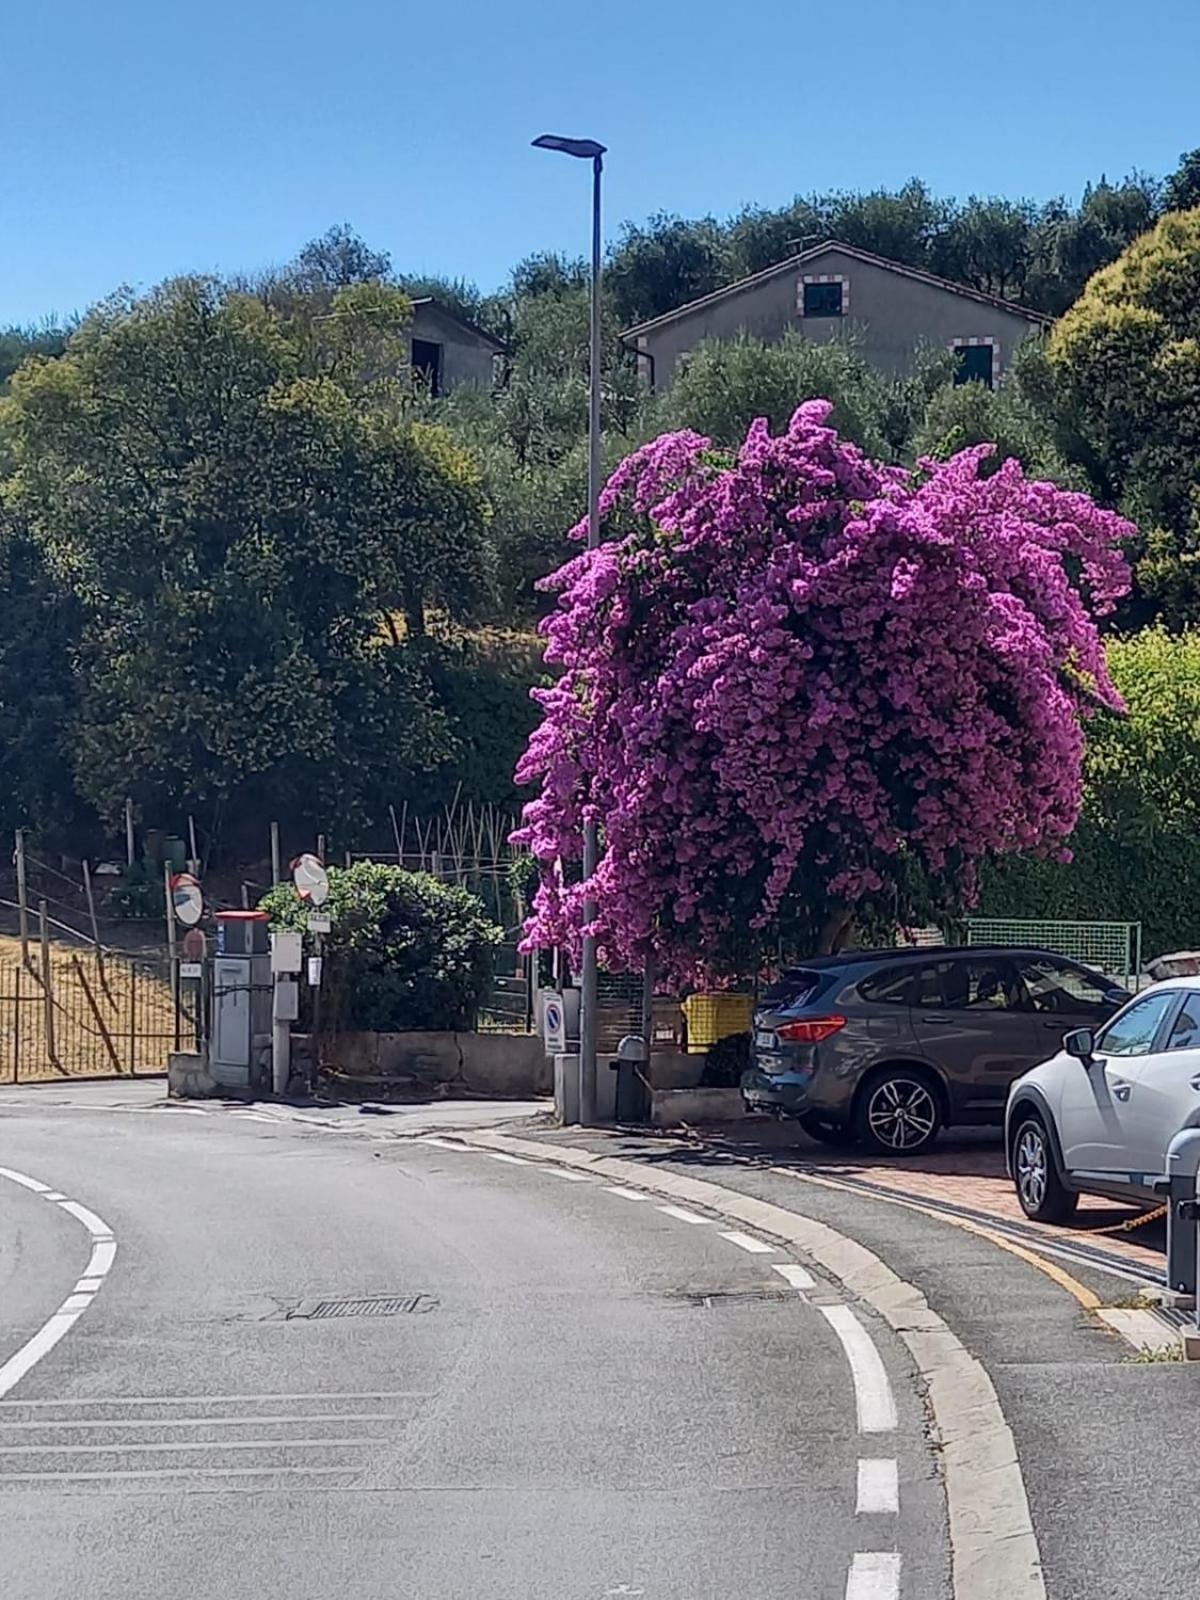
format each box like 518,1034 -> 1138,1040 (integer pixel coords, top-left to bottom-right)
0,933 -> 181,1083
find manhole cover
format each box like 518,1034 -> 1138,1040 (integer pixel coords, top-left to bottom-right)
290,1294 -> 439,1319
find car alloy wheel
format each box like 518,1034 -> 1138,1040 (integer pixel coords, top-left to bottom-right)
864,1077 -> 937,1152
1016,1124 -> 1048,1213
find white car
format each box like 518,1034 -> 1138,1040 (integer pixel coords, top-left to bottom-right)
1006,979 -> 1200,1222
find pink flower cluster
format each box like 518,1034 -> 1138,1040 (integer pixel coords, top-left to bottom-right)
513,401 -> 1133,984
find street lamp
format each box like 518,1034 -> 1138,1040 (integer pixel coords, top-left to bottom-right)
533,131 -> 606,1126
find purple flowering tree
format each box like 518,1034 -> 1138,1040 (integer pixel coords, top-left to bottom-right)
514,401 -> 1133,986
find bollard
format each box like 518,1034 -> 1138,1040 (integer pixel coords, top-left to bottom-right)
611,1034 -> 650,1124
1165,1128 -> 1200,1298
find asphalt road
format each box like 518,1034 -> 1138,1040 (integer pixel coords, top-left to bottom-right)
0,1099 -> 948,1599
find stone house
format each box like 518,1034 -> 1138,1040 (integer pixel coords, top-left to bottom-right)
409,297 -> 506,394
622,240 -> 1050,392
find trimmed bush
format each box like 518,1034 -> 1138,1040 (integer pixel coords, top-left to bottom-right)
260,862 -> 501,1033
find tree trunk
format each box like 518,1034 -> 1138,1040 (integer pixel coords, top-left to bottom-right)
404,589 -> 426,638
816,908 -> 854,955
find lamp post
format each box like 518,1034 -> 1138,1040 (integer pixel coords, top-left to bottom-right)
533,132 -> 606,1125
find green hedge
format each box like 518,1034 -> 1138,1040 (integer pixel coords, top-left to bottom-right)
260,861 -> 502,1033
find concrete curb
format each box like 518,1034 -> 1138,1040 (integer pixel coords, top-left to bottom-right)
455,1126 -> 1046,1600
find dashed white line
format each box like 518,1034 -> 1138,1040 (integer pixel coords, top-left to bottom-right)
856,1457 -> 899,1514
604,1186 -> 648,1202
844,1550 -> 901,1598
820,1306 -> 898,1434
57,1200 -> 110,1237
417,1136 -> 470,1151
0,1169 -> 51,1194
486,1152 -> 531,1166
718,1230 -> 776,1254
656,1204 -> 709,1225
230,1112 -> 284,1125
0,1169 -> 117,1401
771,1262 -> 816,1290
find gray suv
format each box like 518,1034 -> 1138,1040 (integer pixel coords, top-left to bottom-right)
740,945 -> 1128,1154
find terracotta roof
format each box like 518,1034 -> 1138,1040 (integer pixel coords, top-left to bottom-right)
620,240 -> 1053,340
410,296 -> 508,351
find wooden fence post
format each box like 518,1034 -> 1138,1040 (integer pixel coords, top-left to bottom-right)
38,900 -> 58,1070
15,829 -> 31,971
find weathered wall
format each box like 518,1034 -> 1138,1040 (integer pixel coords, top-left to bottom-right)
329,1031 -> 551,1099
410,304 -> 498,391
637,249 -> 1043,388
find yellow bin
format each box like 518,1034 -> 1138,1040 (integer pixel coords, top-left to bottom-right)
682,992 -> 755,1054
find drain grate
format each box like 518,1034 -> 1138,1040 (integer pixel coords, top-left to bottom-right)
293,1294 -> 439,1319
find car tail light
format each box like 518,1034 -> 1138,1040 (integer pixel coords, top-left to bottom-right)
776,1015 -> 846,1044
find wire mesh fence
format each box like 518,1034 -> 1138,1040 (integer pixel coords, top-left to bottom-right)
0,948 -> 195,1083
963,917 -> 1142,989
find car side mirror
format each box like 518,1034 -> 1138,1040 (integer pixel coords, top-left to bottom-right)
1104,987 -> 1131,1006
1064,1027 -> 1095,1063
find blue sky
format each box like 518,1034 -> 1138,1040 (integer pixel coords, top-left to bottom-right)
4,0 -> 1199,324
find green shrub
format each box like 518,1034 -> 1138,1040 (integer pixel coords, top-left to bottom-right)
260,861 -> 502,1033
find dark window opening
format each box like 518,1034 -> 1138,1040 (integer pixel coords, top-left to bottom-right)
802,281 -> 843,318
412,338 -> 443,396
954,343 -> 994,388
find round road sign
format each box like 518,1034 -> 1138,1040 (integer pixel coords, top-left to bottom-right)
170,873 -> 203,927
292,852 -> 330,907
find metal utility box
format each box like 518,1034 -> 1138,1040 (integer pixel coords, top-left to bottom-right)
216,911 -> 270,957
211,912 -> 273,1087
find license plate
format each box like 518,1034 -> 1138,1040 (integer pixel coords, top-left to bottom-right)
755,1030 -> 778,1050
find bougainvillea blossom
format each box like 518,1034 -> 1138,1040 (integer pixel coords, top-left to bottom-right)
513,401 -> 1133,985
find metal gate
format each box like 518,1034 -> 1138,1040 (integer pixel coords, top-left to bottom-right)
0,948 -> 195,1083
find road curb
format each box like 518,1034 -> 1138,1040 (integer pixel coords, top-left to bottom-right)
455,1126 -> 1046,1600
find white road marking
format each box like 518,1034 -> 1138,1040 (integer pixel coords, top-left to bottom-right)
74,1278 -> 104,1293
856,1458 -> 899,1514
57,1200 -> 111,1237
57,1294 -> 95,1314
604,1186 -> 647,1202
0,1465 -> 355,1482
132,1105 -> 207,1116
543,1167 -> 591,1183
0,1411 -> 410,1430
0,1389 -> 433,1408
417,1136 -> 470,1151
0,1169 -> 117,1402
85,1239 -> 117,1278
820,1306 -> 898,1434
656,1204 -> 709,1225
486,1152 -> 531,1165
772,1262 -> 816,1290
718,1230 -> 775,1254
0,1169 -> 51,1194
230,1112 -> 283,1125
0,1436 -> 374,1455
844,1550 -> 901,1598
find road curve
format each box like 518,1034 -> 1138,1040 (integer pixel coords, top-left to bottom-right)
0,1106 -> 949,1599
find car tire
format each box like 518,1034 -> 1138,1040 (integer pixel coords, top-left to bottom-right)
853,1068 -> 942,1156
797,1112 -> 857,1147
1012,1114 -> 1078,1223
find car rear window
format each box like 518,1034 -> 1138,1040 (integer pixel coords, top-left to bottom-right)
759,969 -> 826,1009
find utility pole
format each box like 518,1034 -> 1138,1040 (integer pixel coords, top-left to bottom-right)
533,130 -> 607,1124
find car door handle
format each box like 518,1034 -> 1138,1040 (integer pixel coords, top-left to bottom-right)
1113,1082 -> 1132,1101
1190,1077 -> 1200,1092
1041,1020 -> 1066,1029
920,1016 -> 952,1025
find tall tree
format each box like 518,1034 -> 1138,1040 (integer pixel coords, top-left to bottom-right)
3,277 -> 489,836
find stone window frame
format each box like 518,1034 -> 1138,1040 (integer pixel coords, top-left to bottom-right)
797,274 -> 849,317
951,335 -> 999,389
